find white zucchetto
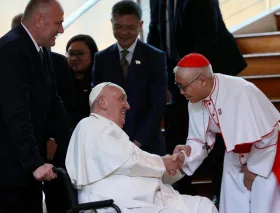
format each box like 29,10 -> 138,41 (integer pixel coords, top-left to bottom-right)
89,82 -> 112,107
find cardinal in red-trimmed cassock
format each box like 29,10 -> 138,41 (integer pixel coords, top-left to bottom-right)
173,53 -> 280,213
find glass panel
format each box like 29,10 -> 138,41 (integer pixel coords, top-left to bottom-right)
0,0 -> 89,37
220,0 -> 280,28
140,0 -> 151,42
53,0 -> 137,54
0,0 -> 30,36
271,0 -> 280,8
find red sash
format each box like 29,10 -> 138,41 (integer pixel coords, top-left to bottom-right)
232,131 -> 280,184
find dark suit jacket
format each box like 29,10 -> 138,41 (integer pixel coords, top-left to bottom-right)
51,52 -> 77,123
147,0 -> 247,76
51,53 -> 93,128
72,70 -> 92,128
0,25 -> 71,187
93,39 -> 167,155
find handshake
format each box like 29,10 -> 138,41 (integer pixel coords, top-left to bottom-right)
162,145 -> 191,176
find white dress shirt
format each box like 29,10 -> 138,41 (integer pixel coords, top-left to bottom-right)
117,39 -> 138,65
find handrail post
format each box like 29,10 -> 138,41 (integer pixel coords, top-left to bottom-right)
265,0 -> 272,10
137,0 -> 144,41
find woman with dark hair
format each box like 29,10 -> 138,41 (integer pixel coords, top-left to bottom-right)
66,34 -> 98,127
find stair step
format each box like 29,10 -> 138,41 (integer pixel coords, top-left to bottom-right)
242,74 -> 280,79
271,99 -> 280,103
238,53 -> 280,76
242,75 -> 280,99
235,32 -> 280,54
244,52 -> 280,58
235,31 -> 280,38
271,99 -> 280,111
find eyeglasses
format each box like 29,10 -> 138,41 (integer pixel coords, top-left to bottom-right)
175,75 -> 200,91
66,51 -> 90,59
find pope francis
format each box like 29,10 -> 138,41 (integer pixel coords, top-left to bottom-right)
65,82 -> 217,213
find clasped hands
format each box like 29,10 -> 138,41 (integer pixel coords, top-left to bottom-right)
162,145 -> 191,176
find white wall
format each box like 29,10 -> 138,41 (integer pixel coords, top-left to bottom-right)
0,0 -> 89,36
231,5 -> 280,35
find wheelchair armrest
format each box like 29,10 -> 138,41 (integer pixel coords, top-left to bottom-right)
69,200 -> 121,213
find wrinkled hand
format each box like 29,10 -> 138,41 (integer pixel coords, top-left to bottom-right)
162,155 -> 181,176
33,163 -> 56,182
173,145 -> 191,157
172,152 -> 185,167
240,165 -> 257,191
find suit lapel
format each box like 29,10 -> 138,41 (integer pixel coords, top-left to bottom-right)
41,48 -> 51,86
35,49 -> 51,87
125,40 -> 143,89
111,44 -> 125,87
19,25 -> 51,87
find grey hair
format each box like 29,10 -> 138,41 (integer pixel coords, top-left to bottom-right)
173,65 -> 214,79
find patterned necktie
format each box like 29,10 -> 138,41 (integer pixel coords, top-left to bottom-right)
120,49 -> 129,79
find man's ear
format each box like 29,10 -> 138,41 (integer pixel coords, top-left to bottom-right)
139,20 -> 144,31
34,13 -> 44,29
99,96 -> 107,110
199,75 -> 207,86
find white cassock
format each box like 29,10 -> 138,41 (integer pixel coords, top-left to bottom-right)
182,74 -> 280,213
66,113 -> 218,213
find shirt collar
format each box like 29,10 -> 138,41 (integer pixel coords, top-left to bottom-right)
21,23 -> 41,52
204,75 -> 218,102
90,113 -> 115,126
90,113 -> 127,139
117,39 -> 138,54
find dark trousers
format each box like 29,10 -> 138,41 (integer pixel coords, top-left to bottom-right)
0,181 -> 43,213
164,101 -> 189,154
210,134 -> 225,200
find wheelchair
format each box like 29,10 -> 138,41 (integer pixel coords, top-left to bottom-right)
53,167 -> 121,213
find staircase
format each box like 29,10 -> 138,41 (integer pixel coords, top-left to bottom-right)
235,12 -> 280,111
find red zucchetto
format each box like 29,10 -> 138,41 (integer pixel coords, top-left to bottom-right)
177,53 -> 210,68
